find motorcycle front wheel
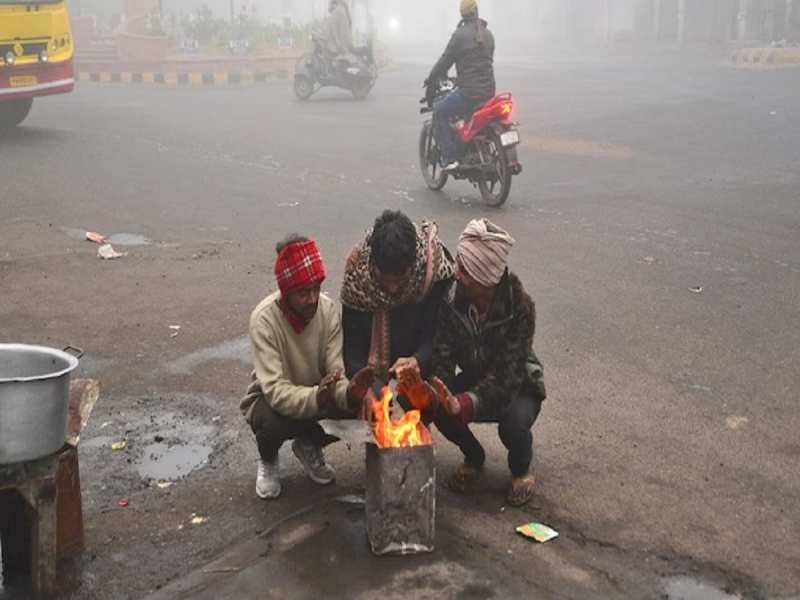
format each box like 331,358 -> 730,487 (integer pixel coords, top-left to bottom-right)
419,121 -> 448,191
477,131 -> 513,207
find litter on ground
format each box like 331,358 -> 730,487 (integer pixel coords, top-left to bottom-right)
86,231 -> 107,244
98,243 -> 128,260
516,521 -> 559,543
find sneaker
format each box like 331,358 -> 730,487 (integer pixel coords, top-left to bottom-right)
291,438 -> 335,485
256,458 -> 281,500
443,161 -> 460,172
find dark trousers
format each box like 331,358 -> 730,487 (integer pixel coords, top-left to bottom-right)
250,398 -> 337,463
433,377 -> 543,477
433,89 -> 476,164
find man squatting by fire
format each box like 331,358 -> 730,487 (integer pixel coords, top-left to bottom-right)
241,219 -> 545,507
240,235 -> 373,499
399,219 -> 546,507
340,210 -> 455,388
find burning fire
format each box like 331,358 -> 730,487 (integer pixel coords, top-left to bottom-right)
370,386 -> 432,449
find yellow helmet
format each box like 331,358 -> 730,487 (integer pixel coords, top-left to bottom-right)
460,0 -> 478,18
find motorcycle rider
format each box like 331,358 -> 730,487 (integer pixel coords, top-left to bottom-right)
320,0 -> 355,76
426,0 -> 496,172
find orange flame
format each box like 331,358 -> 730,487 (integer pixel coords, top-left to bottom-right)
370,386 -> 432,449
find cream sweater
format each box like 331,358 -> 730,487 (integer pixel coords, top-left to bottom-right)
241,291 -> 348,422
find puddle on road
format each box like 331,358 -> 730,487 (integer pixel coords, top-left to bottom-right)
136,442 -> 212,481
662,576 -> 740,600
106,233 -> 152,247
132,413 -> 217,481
59,227 -> 152,246
166,336 -> 251,375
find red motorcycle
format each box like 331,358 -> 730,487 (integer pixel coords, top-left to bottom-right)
419,80 -> 522,207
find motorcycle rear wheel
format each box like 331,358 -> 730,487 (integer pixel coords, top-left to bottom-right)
294,75 -> 314,101
477,131 -> 513,207
419,121 -> 448,191
351,80 -> 373,100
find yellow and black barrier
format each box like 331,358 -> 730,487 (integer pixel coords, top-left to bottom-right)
77,68 -> 290,86
731,47 -> 800,69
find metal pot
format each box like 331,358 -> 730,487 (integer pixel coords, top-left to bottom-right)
0,344 -> 82,464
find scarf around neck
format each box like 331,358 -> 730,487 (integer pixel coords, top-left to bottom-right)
340,220 -> 455,380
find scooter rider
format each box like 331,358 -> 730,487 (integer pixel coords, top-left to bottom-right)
425,0 -> 496,172
322,0 -> 355,75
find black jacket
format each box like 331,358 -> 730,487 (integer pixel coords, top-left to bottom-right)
343,280 -> 449,379
430,271 -> 545,422
428,17 -> 496,102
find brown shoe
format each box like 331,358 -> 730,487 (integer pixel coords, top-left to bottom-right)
447,462 -> 484,494
507,471 -> 536,506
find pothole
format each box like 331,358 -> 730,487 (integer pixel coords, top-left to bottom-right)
136,442 -> 212,481
131,412 -> 217,481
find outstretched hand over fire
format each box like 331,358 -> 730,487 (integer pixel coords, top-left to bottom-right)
431,376 -> 461,416
317,368 -> 343,411
389,356 -> 419,379
346,366 -> 375,413
396,365 -> 437,413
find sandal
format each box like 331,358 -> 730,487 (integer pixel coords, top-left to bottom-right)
447,462 -> 484,494
507,471 -> 536,507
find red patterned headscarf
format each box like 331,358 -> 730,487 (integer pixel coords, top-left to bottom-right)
274,240 -> 326,296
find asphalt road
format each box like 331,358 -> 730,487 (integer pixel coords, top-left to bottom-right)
1,51 -> 799,599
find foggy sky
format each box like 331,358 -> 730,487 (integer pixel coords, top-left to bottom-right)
153,0 -> 642,51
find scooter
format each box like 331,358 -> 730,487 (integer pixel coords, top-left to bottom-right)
294,36 -> 377,101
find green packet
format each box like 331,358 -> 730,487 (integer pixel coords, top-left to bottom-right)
516,521 -> 559,543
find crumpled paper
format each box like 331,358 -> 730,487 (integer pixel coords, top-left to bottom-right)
98,243 -> 128,260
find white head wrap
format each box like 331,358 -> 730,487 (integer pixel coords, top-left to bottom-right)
457,219 -> 515,287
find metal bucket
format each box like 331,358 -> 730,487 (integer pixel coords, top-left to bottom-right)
0,344 -> 81,464
365,443 -> 436,556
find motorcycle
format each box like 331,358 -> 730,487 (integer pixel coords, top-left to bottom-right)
419,79 -> 522,207
294,34 -> 378,101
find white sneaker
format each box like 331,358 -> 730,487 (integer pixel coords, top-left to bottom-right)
291,438 -> 335,485
256,458 -> 281,499
443,161 -> 460,172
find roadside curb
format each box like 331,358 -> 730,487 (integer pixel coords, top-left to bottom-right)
731,47 -> 800,69
76,68 -> 291,86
